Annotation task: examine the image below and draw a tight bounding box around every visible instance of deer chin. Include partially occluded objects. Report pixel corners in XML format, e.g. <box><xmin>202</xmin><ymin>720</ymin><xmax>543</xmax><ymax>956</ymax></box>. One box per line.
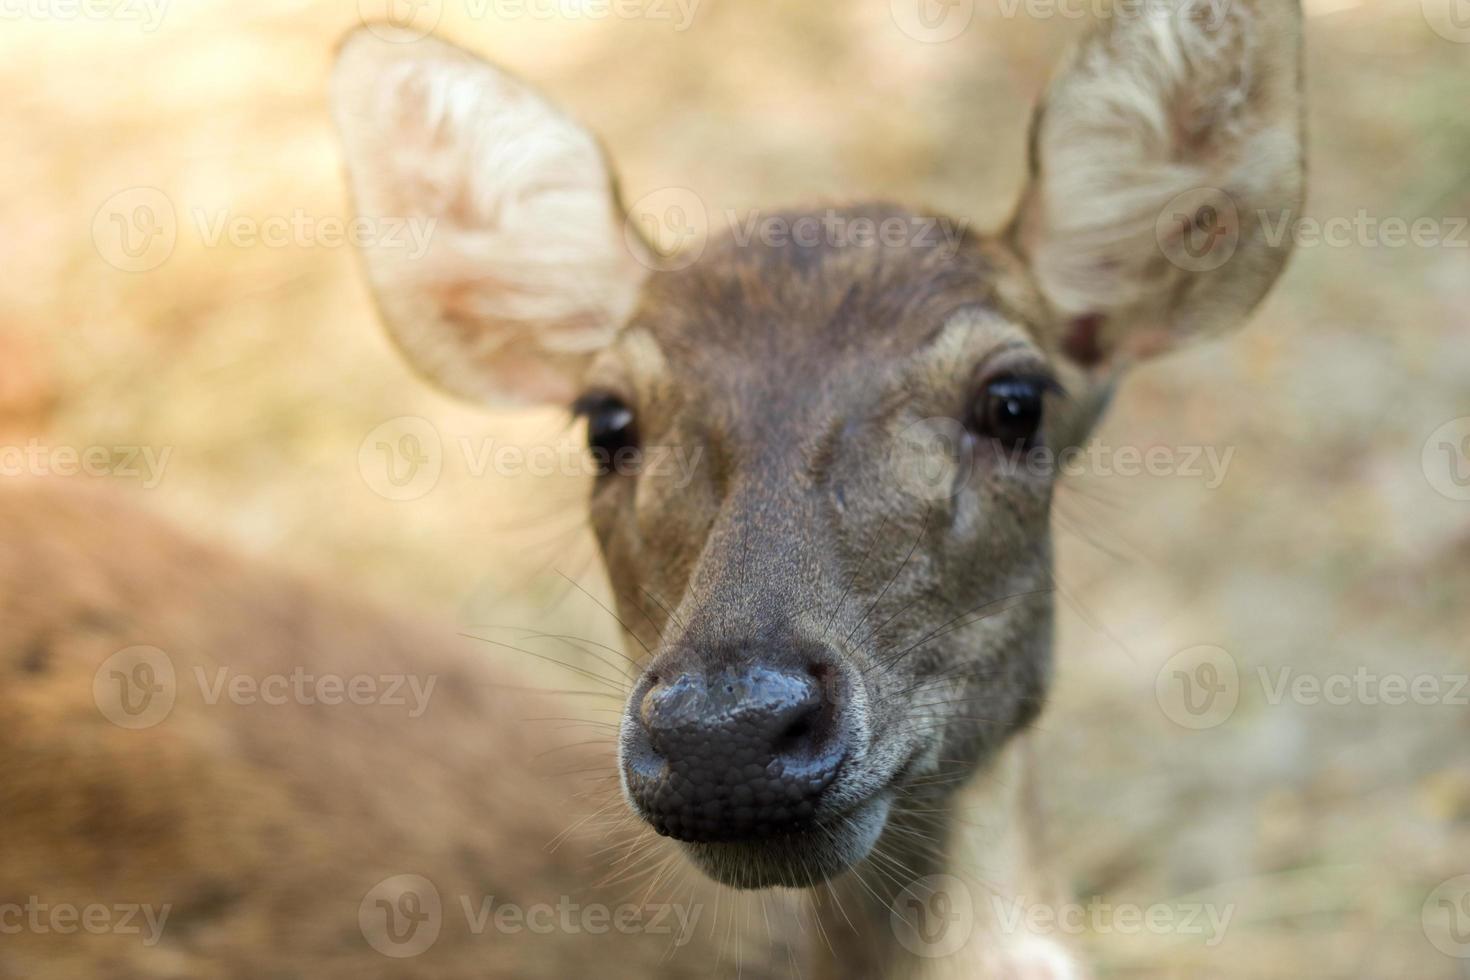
<box><xmin>677</xmin><ymin>793</ymin><xmax>891</xmax><ymax>890</ymax></box>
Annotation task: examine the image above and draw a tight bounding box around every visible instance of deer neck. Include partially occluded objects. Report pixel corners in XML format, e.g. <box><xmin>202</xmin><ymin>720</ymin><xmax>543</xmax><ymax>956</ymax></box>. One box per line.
<box><xmin>802</xmin><ymin>732</ymin><xmax>1080</xmax><ymax>980</ymax></box>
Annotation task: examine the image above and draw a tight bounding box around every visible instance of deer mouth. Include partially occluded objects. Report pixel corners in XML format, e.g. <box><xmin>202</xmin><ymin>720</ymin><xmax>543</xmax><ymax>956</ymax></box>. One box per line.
<box><xmin>676</xmin><ymin>791</ymin><xmax>893</xmax><ymax>890</ymax></box>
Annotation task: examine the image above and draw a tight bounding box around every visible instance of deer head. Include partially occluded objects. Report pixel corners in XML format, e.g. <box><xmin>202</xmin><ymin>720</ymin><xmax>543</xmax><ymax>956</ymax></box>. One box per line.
<box><xmin>332</xmin><ymin>0</ymin><xmax>1302</xmax><ymax>892</ymax></box>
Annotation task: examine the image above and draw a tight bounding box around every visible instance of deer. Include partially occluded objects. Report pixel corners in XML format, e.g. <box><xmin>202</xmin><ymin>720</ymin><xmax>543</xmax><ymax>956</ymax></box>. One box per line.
<box><xmin>0</xmin><ymin>2</ymin><xmax>1302</xmax><ymax>977</ymax></box>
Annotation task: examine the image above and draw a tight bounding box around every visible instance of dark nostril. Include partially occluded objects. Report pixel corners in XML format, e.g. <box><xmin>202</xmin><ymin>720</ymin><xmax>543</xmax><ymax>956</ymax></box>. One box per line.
<box><xmin>775</xmin><ymin>706</ymin><xmax>818</xmax><ymax>754</ymax></box>
<box><xmin>783</xmin><ymin>714</ymin><xmax>814</xmax><ymax>742</ymax></box>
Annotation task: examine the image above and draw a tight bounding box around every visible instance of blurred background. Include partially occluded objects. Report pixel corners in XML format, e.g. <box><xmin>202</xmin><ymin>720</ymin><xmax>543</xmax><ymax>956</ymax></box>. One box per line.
<box><xmin>2</xmin><ymin>0</ymin><xmax>1467</xmax><ymax>975</ymax></box>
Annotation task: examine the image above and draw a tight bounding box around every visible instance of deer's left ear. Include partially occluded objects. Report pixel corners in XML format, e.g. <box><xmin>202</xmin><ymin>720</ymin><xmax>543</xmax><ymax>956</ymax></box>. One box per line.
<box><xmin>1011</xmin><ymin>0</ymin><xmax>1305</xmax><ymax>373</ymax></box>
<box><xmin>331</xmin><ymin>26</ymin><xmax>649</xmax><ymax>407</ymax></box>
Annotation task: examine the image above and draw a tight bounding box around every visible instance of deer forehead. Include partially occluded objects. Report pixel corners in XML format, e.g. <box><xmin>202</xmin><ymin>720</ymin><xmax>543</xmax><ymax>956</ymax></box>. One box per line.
<box><xmin>593</xmin><ymin>211</ymin><xmax>1051</xmax><ymax>421</ymax></box>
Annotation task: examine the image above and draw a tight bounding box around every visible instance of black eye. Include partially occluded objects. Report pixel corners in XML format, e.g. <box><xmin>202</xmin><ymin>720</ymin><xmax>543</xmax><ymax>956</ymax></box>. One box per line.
<box><xmin>972</xmin><ymin>376</ymin><xmax>1048</xmax><ymax>447</ymax></box>
<box><xmin>574</xmin><ymin>393</ymin><xmax>640</xmax><ymax>476</ymax></box>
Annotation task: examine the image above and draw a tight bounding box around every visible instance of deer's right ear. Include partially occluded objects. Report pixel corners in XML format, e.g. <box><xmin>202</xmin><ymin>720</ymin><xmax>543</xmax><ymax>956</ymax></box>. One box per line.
<box><xmin>1011</xmin><ymin>0</ymin><xmax>1304</xmax><ymax>376</ymax></box>
<box><xmin>331</xmin><ymin>27</ymin><xmax>648</xmax><ymax>406</ymax></box>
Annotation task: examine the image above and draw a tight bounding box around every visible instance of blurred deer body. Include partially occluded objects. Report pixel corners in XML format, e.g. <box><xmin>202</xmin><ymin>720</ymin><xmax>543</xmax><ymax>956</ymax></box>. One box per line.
<box><xmin>0</xmin><ymin>481</ymin><xmax>716</xmax><ymax>978</ymax></box>
<box><xmin>2</xmin><ymin>2</ymin><xmax>1302</xmax><ymax>977</ymax></box>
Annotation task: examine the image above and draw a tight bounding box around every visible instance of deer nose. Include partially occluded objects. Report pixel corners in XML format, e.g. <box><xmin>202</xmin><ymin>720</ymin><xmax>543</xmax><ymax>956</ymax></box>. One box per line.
<box><xmin>621</xmin><ymin>658</ymin><xmax>848</xmax><ymax>843</ymax></box>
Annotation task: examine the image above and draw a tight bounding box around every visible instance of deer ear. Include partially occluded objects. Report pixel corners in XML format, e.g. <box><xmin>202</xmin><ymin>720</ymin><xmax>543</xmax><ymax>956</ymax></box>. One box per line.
<box><xmin>331</xmin><ymin>26</ymin><xmax>649</xmax><ymax>406</ymax></box>
<box><xmin>1011</xmin><ymin>0</ymin><xmax>1304</xmax><ymax>373</ymax></box>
